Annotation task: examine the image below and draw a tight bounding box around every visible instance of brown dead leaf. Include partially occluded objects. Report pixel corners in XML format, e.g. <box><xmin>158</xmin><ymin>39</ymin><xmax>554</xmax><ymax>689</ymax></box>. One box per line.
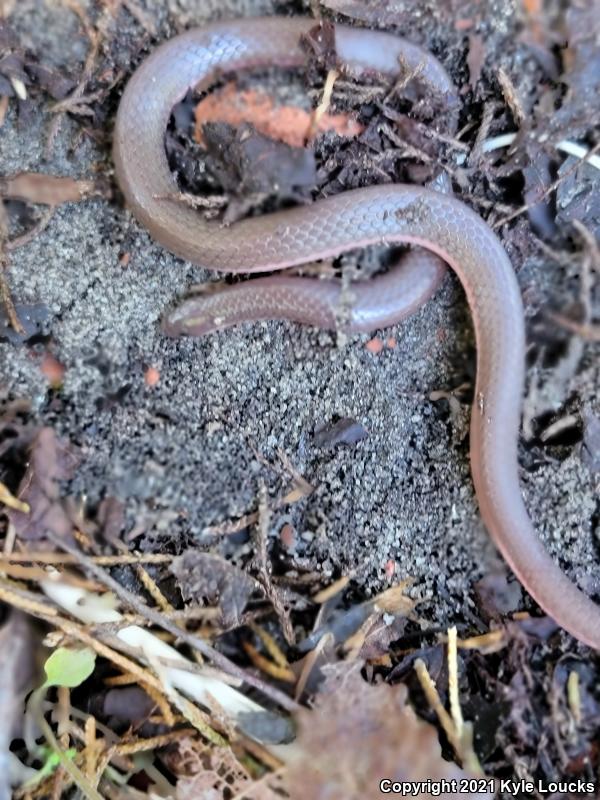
<box><xmin>95</xmin><ymin>496</ymin><xmax>125</xmax><ymax>545</ymax></box>
<box><xmin>7</xmin><ymin>427</ymin><xmax>78</xmax><ymax>540</ymax></box>
<box><xmin>288</xmin><ymin>664</ymin><xmax>493</xmax><ymax>799</ymax></box>
<box><xmin>343</xmin><ymin>609</ymin><xmax>407</xmax><ymax>662</ymax></box>
<box><xmin>164</xmin><ymin>736</ymin><xmax>285</xmax><ymax>800</ymax></box>
<box><xmin>201</xmin><ymin>121</ymin><xmax>317</xmax><ymax>224</ymax></box>
<box><xmin>0</xmin><ymin>172</ymin><xmax>97</xmax><ymax>205</ymax></box>
<box><xmin>170</xmin><ymin>550</ymin><xmax>256</xmax><ymax>628</ymax></box>
<box><xmin>301</xmin><ymin>20</ymin><xmax>338</xmax><ymax>71</ymax></box>
<box><xmin>467</xmin><ymin>33</ymin><xmax>486</xmax><ymax>91</ymax></box>
<box><xmin>26</xmin><ymin>62</ymin><xmax>76</xmax><ymax>101</ymax></box>
<box><xmin>374</xmin><ymin>581</ymin><xmax>416</xmax><ymax>616</ymax></box>
<box><xmin>474</xmin><ymin>572</ymin><xmax>522</xmax><ymax>618</ymax></box>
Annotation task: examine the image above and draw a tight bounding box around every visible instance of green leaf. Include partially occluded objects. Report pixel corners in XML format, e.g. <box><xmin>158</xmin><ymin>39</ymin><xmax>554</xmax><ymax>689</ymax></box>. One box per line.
<box><xmin>23</xmin><ymin>748</ymin><xmax>77</xmax><ymax>788</ymax></box>
<box><xmin>42</xmin><ymin>647</ymin><xmax>96</xmax><ymax>689</ymax></box>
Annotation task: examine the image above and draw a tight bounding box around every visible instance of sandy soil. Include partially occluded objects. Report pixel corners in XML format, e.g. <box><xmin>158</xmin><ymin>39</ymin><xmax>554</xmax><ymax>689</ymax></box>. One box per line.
<box><xmin>1</xmin><ymin>0</ymin><xmax>598</xmax><ymax>639</ymax></box>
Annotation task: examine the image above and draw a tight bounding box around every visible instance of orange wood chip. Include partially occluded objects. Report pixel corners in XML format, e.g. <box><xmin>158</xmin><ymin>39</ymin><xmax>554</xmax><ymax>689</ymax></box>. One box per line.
<box><xmin>194</xmin><ymin>83</ymin><xmax>363</xmax><ymax>149</ymax></box>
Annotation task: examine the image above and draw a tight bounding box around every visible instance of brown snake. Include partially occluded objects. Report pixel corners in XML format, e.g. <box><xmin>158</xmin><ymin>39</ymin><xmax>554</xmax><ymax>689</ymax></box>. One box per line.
<box><xmin>113</xmin><ymin>17</ymin><xmax>600</xmax><ymax>648</ymax></box>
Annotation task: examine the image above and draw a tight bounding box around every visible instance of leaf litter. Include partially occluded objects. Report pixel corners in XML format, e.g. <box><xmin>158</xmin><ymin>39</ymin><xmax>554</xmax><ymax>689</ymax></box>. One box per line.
<box><xmin>1</xmin><ymin>0</ymin><xmax>600</xmax><ymax>797</ymax></box>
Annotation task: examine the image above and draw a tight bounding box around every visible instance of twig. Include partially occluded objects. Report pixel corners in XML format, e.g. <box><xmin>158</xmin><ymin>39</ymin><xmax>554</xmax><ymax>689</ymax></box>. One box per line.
<box><xmin>46</xmin><ymin>0</ymin><xmax>101</xmax><ymax>156</ymax></box>
<box><xmin>414</xmin><ymin>658</ymin><xmax>460</xmax><ymax>752</ymax></box>
<box><xmin>294</xmin><ymin>632</ymin><xmax>332</xmax><ymax>701</ymax></box>
<box><xmin>573</xmin><ymin>219</ymin><xmax>599</xmax><ymax>320</ymax></box>
<box><xmin>0</xmin><ymin>579</ymin><xmax>60</xmax><ymax>618</ymax></box>
<box><xmin>133</xmin><ymin>559</ymin><xmax>174</xmax><ymax>613</ymax></box>
<box><xmin>253</xmin><ymin>484</ymin><xmax>295</xmax><ymax>645</ymax></box>
<box><xmin>242</xmin><ymin>640</ymin><xmax>295</xmax><ymax>683</ymax></box>
<box><xmin>547</xmin><ymin>313</ymin><xmax>600</xmax><ymax>342</ymax></box>
<box><xmin>2</xmin><ymin>521</ymin><xmax>17</xmax><ymax>556</ymax></box>
<box><xmin>4</xmin><ymin>207</ymin><xmax>56</xmax><ymax>252</ymax></box>
<box><xmin>493</xmin><ymin>140</ymin><xmax>600</xmax><ymax>228</ymax></box>
<box><xmin>45</xmin><ymin>531</ymin><xmax>300</xmax><ymax>713</ymax></box>
<box><xmin>0</xmin><ymin>482</ymin><xmax>30</xmax><ymax>513</ymax></box>
<box><xmin>153</xmin><ymin>192</ymin><xmax>228</xmax><ymax>211</ymax></box>
<box><xmin>0</xmin><ymin>581</ymin><xmax>167</xmax><ymax>697</ymax></box>
<box><xmin>567</xmin><ymin>671</ymin><xmax>581</xmax><ymax>725</ymax></box>
<box><xmin>203</xmin><ymin>509</ymin><xmax>262</xmax><ymax>536</ymax></box>
<box><xmin>385</xmin><ymin>55</ymin><xmax>425</xmax><ymax>102</ymax></box>
<box><xmin>447</xmin><ymin>626</ymin><xmax>463</xmax><ymax>736</ymax></box>
<box><xmin>496</xmin><ymin>67</ymin><xmax>525</xmax><ymax>126</ymax></box>
<box><xmin>469</xmin><ymin>101</ymin><xmax>497</xmax><ymax>167</ymax></box>
<box><xmin>1</xmin><ymin>578</ymin><xmax>227</xmax><ymax>747</ymax></box>
<box><xmin>203</xmin><ymin>477</ymin><xmax>311</xmax><ymax>536</ymax></box>
<box><xmin>306</xmin><ymin>68</ymin><xmax>339</xmax><ymax>143</ymax></box>
<box><xmin>0</xmin><ymin>560</ymin><xmax>101</xmax><ymax>587</ymax></box>
<box><xmin>312</xmin><ymin>575</ymin><xmax>351</xmax><ymax>604</ymax></box>
<box><xmin>381</xmin><ymin>107</ymin><xmax>470</xmax><ymax>152</ymax></box>
<box><xmin>544</xmin><ymin>219</ymin><xmax>599</xmax><ymax>341</ymax></box>
<box><xmin>249</xmin><ymin>622</ymin><xmax>291</xmax><ymax>671</ymax></box>
<box><xmin>0</xmin><ymin>243</ymin><xmax>24</xmax><ymax>333</ymax></box>
<box><xmin>414</xmin><ymin>655</ymin><xmax>483</xmax><ymax>775</ymax></box>
<box><xmin>2</xmin><ymin>551</ymin><xmax>175</xmax><ymax>566</ymax></box>
<box><xmin>122</xmin><ymin>0</ymin><xmax>157</xmax><ymax>35</ymax></box>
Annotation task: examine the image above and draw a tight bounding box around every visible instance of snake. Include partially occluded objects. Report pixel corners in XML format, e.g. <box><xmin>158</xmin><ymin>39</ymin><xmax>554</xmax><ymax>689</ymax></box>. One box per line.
<box><xmin>113</xmin><ymin>17</ymin><xmax>600</xmax><ymax>649</ymax></box>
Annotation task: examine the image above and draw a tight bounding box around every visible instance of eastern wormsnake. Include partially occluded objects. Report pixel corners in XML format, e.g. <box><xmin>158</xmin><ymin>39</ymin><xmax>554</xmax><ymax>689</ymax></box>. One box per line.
<box><xmin>113</xmin><ymin>17</ymin><xmax>600</xmax><ymax>648</ymax></box>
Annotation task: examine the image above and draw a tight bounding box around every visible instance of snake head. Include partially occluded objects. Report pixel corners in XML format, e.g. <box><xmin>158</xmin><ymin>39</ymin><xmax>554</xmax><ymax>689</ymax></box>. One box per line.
<box><xmin>162</xmin><ymin>298</ymin><xmax>227</xmax><ymax>337</ymax></box>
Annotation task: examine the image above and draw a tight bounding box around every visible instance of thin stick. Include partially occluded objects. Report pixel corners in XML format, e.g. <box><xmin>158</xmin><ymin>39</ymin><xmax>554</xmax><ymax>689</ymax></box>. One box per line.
<box><xmin>447</xmin><ymin>626</ymin><xmax>464</xmax><ymax>736</ymax></box>
<box><xmin>46</xmin><ymin>532</ymin><xmax>300</xmax><ymax>713</ymax></box>
<box><xmin>494</xmin><ymin>140</ymin><xmax>600</xmax><ymax>228</ymax></box>
<box><xmin>414</xmin><ymin>658</ymin><xmax>461</xmax><ymax>753</ymax></box>
<box><xmin>2</xmin><ymin>551</ymin><xmax>175</xmax><ymax>565</ymax></box>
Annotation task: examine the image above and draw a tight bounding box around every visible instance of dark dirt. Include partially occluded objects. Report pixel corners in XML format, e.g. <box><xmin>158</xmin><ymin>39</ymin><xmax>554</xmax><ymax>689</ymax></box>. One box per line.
<box><xmin>1</xmin><ymin>0</ymin><xmax>599</xmax><ymax>637</ymax></box>
<box><xmin>1</xmin><ymin>0</ymin><xmax>600</xmax><ymax>792</ymax></box>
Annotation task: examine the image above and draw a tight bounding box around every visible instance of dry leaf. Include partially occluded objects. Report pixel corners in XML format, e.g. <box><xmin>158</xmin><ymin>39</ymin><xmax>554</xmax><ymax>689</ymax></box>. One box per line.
<box><xmin>466</xmin><ymin>33</ymin><xmax>486</xmax><ymax>90</ymax></box>
<box><xmin>288</xmin><ymin>664</ymin><xmax>494</xmax><ymax>799</ymax></box>
<box><xmin>0</xmin><ymin>172</ymin><xmax>97</xmax><ymax>205</ymax></box>
<box><xmin>164</xmin><ymin>736</ymin><xmax>286</xmax><ymax>800</ymax></box>
<box><xmin>7</xmin><ymin>427</ymin><xmax>78</xmax><ymax>540</ymax></box>
<box><xmin>171</xmin><ymin>550</ymin><xmax>256</xmax><ymax>627</ymax></box>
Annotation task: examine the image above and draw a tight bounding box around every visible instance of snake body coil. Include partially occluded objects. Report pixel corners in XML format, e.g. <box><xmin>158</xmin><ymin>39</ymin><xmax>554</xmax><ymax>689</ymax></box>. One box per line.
<box><xmin>114</xmin><ymin>17</ymin><xmax>600</xmax><ymax>648</ymax></box>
